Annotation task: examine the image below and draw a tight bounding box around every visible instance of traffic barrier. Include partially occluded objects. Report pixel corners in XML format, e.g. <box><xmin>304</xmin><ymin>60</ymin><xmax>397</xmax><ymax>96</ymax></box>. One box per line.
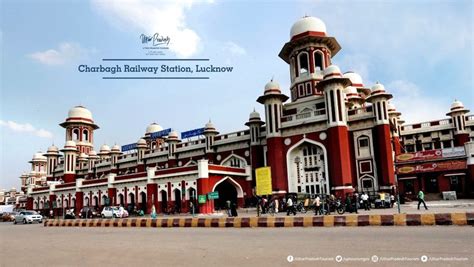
<box><xmin>44</xmin><ymin>212</ymin><xmax>474</xmax><ymax>228</ymax></box>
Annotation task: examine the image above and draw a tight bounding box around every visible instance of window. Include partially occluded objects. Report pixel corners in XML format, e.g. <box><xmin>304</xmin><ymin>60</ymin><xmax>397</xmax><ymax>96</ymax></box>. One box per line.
<box><xmin>423</xmin><ymin>143</ymin><xmax>432</xmax><ymax>150</ymax></box>
<box><xmin>362</xmin><ymin>179</ymin><xmax>373</xmax><ymax>189</ymax></box>
<box><xmin>83</xmin><ymin>129</ymin><xmax>89</xmax><ymax>141</ymax></box>
<box><xmin>358</xmin><ymin>137</ymin><xmax>369</xmax><ymax>148</ymax></box>
<box><xmin>305</xmin><ymin>83</ymin><xmax>312</xmax><ymax>95</ymax></box>
<box><xmin>72</xmin><ymin>129</ymin><xmax>80</xmax><ymax>141</ymax></box>
<box><xmin>422</xmin><ymin>132</ymin><xmax>431</xmax><ymax>138</ymax></box>
<box><xmin>314</xmin><ymin>51</ymin><xmax>324</xmax><ymax>71</ymax></box>
<box><xmin>441</xmin><ymin>130</ymin><xmax>450</xmax><ymax>135</ymax></box>
<box><xmin>298</xmin><ymin>52</ymin><xmax>309</xmax><ymax>74</ymax></box>
<box><xmin>442</xmin><ymin>140</ymin><xmax>452</xmax><ymax>148</ymax></box>
<box><xmin>298</xmin><ymin>84</ymin><xmax>304</xmax><ymax>97</ymax></box>
<box><xmin>359</xmin><ymin>161</ymin><xmax>372</xmax><ymax>173</ymax></box>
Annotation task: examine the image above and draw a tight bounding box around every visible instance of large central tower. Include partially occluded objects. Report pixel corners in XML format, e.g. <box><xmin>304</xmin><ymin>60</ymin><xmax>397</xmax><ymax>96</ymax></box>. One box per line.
<box><xmin>279</xmin><ymin>16</ymin><xmax>342</xmax><ymax>102</ymax></box>
<box><xmin>59</xmin><ymin>106</ymin><xmax>99</xmax><ymax>154</ymax></box>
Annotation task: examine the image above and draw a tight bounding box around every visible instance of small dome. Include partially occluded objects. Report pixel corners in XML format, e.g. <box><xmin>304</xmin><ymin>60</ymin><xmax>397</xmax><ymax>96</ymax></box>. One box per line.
<box><xmin>47</xmin><ymin>145</ymin><xmax>59</xmax><ymax>153</ymax></box>
<box><xmin>344</xmin><ymin>86</ymin><xmax>359</xmax><ymax>97</ymax></box>
<box><xmin>88</xmin><ymin>150</ymin><xmax>97</xmax><ymax>156</ymax></box>
<box><xmin>146</xmin><ymin>123</ymin><xmax>163</xmax><ymax>134</ymax></box>
<box><xmin>323</xmin><ymin>65</ymin><xmax>342</xmax><ymax>79</ymax></box>
<box><xmin>387</xmin><ymin>103</ymin><xmax>396</xmax><ymax>111</ymax></box>
<box><xmin>205</xmin><ymin>121</ymin><xmax>216</xmax><ymax>130</ymax></box>
<box><xmin>168</xmin><ymin>131</ymin><xmax>179</xmax><ymax>138</ymax></box>
<box><xmin>67</xmin><ymin>106</ymin><xmax>93</xmax><ymax>121</ymax></box>
<box><xmin>137</xmin><ymin>138</ymin><xmax>147</xmax><ymax>145</ymax></box>
<box><xmin>371</xmin><ymin>82</ymin><xmax>386</xmax><ymax>92</ymax></box>
<box><xmin>264</xmin><ymin>80</ymin><xmax>281</xmax><ymax>94</ymax></box>
<box><xmin>451</xmin><ymin>100</ymin><xmax>464</xmax><ymax>110</ymax></box>
<box><xmin>343</xmin><ymin>72</ymin><xmax>364</xmax><ymax>87</ymax></box>
<box><xmin>79</xmin><ymin>152</ymin><xmax>88</xmax><ymax>158</ymax></box>
<box><xmin>249</xmin><ymin>109</ymin><xmax>261</xmax><ymax>120</ymax></box>
<box><xmin>32</xmin><ymin>152</ymin><xmax>47</xmax><ymax>161</ymax></box>
<box><xmin>111</xmin><ymin>144</ymin><xmax>121</xmax><ymax>152</ymax></box>
<box><xmin>290</xmin><ymin>16</ymin><xmax>327</xmax><ymax>39</ymax></box>
<box><xmin>100</xmin><ymin>144</ymin><xmax>111</xmax><ymax>152</ymax></box>
<box><xmin>65</xmin><ymin>140</ymin><xmax>76</xmax><ymax>148</ymax></box>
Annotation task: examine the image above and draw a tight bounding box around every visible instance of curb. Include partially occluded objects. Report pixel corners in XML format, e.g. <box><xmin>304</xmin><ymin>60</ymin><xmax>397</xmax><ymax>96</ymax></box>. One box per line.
<box><xmin>44</xmin><ymin>212</ymin><xmax>474</xmax><ymax>228</ymax></box>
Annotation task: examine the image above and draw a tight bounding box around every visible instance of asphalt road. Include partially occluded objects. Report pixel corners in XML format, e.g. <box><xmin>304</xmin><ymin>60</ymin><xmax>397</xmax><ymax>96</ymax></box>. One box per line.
<box><xmin>0</xmin><ymin>222</ymin><xmax>473</xmax><ymax>267</ymax></box>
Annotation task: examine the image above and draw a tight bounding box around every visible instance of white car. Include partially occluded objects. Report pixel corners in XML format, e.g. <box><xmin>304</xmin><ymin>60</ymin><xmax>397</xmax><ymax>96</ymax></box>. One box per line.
<box><xmin>101</xmin><ymin>207</ymin><xmax>120</xmax><ymax>218</ymax></box>
<box><xmin>14</xmin><ymin>210</ymin><xmax>43</xmax><ymax>224</ymax></box>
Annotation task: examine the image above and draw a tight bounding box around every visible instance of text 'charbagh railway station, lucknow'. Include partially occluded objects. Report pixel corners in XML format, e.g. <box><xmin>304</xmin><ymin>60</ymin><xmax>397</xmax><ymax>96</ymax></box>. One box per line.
<box><xmin>18</xmin><ymin>16</ymin><xmax>474</xmax><ymax>215</ymax></box>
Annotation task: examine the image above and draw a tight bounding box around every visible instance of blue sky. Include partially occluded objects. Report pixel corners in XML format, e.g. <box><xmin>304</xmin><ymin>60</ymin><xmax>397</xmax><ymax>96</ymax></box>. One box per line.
<box><xmin>1</xmin><ymin>0</ymin><xmax>473</xmax><ymax>190</ymax></box>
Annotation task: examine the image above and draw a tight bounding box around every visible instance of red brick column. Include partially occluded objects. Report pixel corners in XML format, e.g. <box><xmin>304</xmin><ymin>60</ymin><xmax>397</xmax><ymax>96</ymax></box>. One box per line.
<box><xmin>107</xmin><ymin>188</ymin><xmax>117</xmax><ymax>206</ymax></box>
<box><xmin>75</xmin><ymin>192</ymin><xmax>83</xmax><ymax>215</ymax></box>
<box><xmin>146</xmin><ymin>183</ymin><xmax>157</xmax><ymax>214</ymax></box>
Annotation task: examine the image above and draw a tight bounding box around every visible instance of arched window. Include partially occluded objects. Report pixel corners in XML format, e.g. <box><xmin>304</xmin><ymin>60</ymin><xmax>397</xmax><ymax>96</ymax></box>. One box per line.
<box><xmin>298</xmin><ymin>52</ymin><xmax>309</xmax><ymax>74</ymax></box>
<box><xmin>72</xmin><ymin>128</ymin><xmax>80</xmax><ymax>141</ymax></box>
<box><xmin>314</xmin><ymin>51</ymin><xmax>324</xmax><ymax>71</ymax></box>
<box><xmin>83</xmin><ymin>129</ymin><xmax>89</xmax><ymax>142</ymax></box>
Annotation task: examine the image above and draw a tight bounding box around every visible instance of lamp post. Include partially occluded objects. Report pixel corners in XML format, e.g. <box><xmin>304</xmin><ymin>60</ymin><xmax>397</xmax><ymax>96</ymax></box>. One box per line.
<box><xmin>395</xmin><ymin>173</ymin><xmax>401</xmax><ymax>214</ymax></box>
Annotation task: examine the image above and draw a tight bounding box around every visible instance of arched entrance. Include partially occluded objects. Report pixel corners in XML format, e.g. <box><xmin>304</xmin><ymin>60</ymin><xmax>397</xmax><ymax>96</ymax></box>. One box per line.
<box><xmin>128</xmin><ymin>192</ymin><xmax>135</xmax><ymax>212</ymax></box>
<box><xmin>287</xmin><ymin>139</ymin><xmax>329</xmax><ymax>195</ymax></box>
<box><xmin>93</xmin><ymin>196</ymin><xmax>99</xmax><ymax>208</ymax></box>
<box><xmin>101</xmin><ymin>195</ymin><xmax>108</xmax><ymax>206</ymax></box>
<box><xmin>160</xmin><ymin>190</ymin><xmax>167</xmax><ymax>213</ymax></box>
<box><xmin>118</xmin><ymin>194</ymin><xmax>124</xmax><ymax>206</ymax></box>
<box><xmin>213</xmin><ymin>177</ymin><xmax>243</xmax><ymax>210</ymax></box>
<box><xmin>174</xmin><ymin>189</ymin><xmax>181</xmax><ymax>213</ymax></box>
<box><xmin>139</xmin><ymin>192</ymin><xmax>146</xmax><ymax>212</ymax></box>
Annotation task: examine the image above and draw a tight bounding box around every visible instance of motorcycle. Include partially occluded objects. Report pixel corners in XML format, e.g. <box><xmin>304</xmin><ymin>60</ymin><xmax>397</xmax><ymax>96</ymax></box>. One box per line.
<box><xmin>295</xmin><ymin>201</ymin><xmax>307</xmax><ymax>213</ymax></box>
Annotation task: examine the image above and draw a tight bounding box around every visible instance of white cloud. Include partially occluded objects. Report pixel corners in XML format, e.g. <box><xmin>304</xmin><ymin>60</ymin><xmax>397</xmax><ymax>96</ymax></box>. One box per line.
<box><xmin>28</xmin><ymin>42</ymin><xmax>90</xmax><ymax>65</ymax></box>
<box><xmin>387</xmin><ymin>80</ymin><xmax>450</xmax><ymax>124</ymax></box>
<box><xmin>0</xmin><ymin>120</ymin><xmax>53</xmax><ymax>139</ymax></box>
<box><xmin>223</xmin><ymin>41</ymin><xmax>246</xmax><ymax>56</ymax></box>
<box><xmin>91</xmin><ymin>0</ymin><xmax>212</xmax><ymax>58</ymax></box>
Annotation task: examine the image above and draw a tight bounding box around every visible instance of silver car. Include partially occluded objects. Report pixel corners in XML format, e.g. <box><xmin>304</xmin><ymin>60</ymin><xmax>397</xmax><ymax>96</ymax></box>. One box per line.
<box><xmin>14</xmin><ymin>211</ymin><xmax>43</xmax><ymax>224</ymax></box>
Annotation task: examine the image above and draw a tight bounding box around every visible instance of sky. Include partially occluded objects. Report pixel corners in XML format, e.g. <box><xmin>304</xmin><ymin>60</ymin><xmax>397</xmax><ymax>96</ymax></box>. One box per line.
<box><xmin>0</xmin><ymin>0</ymin><xmax>473</xmax><ymax>190</ymax></box>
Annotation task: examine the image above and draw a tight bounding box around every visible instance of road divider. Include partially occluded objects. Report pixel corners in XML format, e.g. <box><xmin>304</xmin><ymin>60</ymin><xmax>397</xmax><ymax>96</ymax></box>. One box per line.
<box><xmin>44</xmin><ymin>212</ymin><xmax>473</xmax><ymax>228</ymax></box>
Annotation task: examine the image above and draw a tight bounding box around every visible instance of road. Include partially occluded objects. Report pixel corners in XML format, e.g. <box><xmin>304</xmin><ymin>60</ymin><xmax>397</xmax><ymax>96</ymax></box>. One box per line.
<box><xmin>0</xmin><ymin>222</ymin><xmax>473</xmax><ymax>267</ymax></box>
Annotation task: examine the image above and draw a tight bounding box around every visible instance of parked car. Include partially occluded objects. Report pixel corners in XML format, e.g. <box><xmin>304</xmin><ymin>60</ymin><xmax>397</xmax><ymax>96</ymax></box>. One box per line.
<box><xmin>2</xmin><ymin>212</ymin><xmax>18</xmax><ymax>222</ymax></box>
<box><xmin>64</xmin><ymin>209</ymin><xmax>75</xmax><ymax>219</ymax></box>
<box><xmin>14</xmin><ymin>210</ymin><xmax>43</xmax><ymax>224</ymax></box>
<box><xmin>79</xmin><ymin>207</ymin><xmax>99</xmax><ymax>218</ymax></box>
<box><xmin>101</xmin><ymin>206</ymin><xmax>120</xmax><ymax>218</ymax></box>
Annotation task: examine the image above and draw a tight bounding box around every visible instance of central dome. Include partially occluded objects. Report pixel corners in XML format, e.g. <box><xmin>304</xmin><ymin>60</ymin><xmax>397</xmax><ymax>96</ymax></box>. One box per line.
<box><xmin>290</xmin><ymin>16</ymin><xmax>327</xmax><ymax>38</ymax></box>
<box><xmin>146</xmin><ymin>123</ymin><xmax>163</xmax><ymax>134</ymax></box>
<box><xmin>67</xmin><ymin>106</ymin><xmax>93</xmax><ymax>121</ymax></box>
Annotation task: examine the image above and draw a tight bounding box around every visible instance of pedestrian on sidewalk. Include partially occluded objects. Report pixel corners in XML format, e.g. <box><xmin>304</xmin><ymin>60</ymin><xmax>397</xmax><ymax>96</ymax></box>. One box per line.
<box><xmin>230</xmin><ymin>201</ymin><xmax>238</xmax><ymax>217</ymax></box>
<box><xmin>361</xmin><ymin>192</ymin><xmax>370</xmax><ymax>211</ymax></box>
<box><xmin>286</xmin><ymin>196</ymin><xmax>296</xmax><ymax>216</ymax></box>
<box><xmin>313</xmin><ymin>195</ymin><xmax>321</xmax><ymax>215</ymax></box>
<box><xmin>417</xmin><ymin>190</ymin><xmax>428</xmax><ymax>210</ymax></box>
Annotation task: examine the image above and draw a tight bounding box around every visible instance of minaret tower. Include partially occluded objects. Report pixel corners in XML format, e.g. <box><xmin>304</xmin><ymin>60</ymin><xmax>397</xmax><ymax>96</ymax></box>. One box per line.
<box><xmin>387</xmin><ymin>103</ymin><xmax>403</xmax><ymax>156</ymax></box>
<box><xmin>60</xmin><ymin>106</ymin><xmax>99</xmax><ymax>154</ymax></box>
<box><xmin>365</xmin><ymin>83</ymin><xmax>396</xmax><ymax>191</ymax></box>
<box><xmin>44</xmin><ymin>145</ymin><xmax>60</xmax><ymax>182</ymax></box>
<box><xmin>203</xmin><ymin>121</ymin><xmax>218</xmax><ymax>163</ymax></box>
<box><xmin>316</xmin><ymin>65</ymin><xmax>354</xmax><ymax>195</ymax></box>
<box><xmin>447</xmin><ymin>100</ymin><xmax>470</xmax><ymax>146</ymax></box>
<box><xmin>245</xmin><ymin>109</ymin><xmax>265</xmax><ymax>171</ymax></box>
<box><xmin>61</xmin><ymin>141</ymin><xmax>77</xmax><ymax>183</ymax></box>
<box><xmin>279</xmin><ymin>16</ymin><xmax>342</xmax><ymax>102</ymax></box>
<box><xmin>257</xmin><ymin>80</ymin><xmax>289</xmax><ymax>193</ymax></box>
<box><xmin>166</xmin><ymin>131</ymin><xmax>180</xmax><ymax>168</ymax></box>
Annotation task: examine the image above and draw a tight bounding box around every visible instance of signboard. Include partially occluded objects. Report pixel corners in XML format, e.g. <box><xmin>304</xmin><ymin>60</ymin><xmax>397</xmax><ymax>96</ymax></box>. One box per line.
<box><xmin>256</xmin><ymin>167</ymin><xmax>272</xmax><ymax>196</ymax></box>
<box><xmin>397</xmin><ymin>160</ymin><xmax>467</xmax><ymax>174</ymax></box>
<box><xmin>396</xmin><ymin>147</ymin><xmax>466</xmax><ymax>163</ymax></box>
<box><xmin>181</xmin><ymin>128</ymin><xmax>205</xmax><ymax>139</ymax></box>
<box><xmin>121</xmin><ymin>143</ymin><xmax>137</xmax><ymax>152</ymax></box>
<box><xmin>198</xmin><ymin>195</ymin><xmax>207</xmax><ymax>204</ymax></box>
<box><xmin>207</xmin><ymin>191</ymin><xmax>219</xmax><ymax>200</ymax></box>
<box><xmin>150</xmin><ymin>128</ymin><xmax>172</xmax><ymax>139</ymax></box>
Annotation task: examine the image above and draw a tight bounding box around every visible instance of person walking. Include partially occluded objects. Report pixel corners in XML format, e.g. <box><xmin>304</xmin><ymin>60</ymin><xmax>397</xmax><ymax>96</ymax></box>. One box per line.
<box><xmin>313</xmin><ymin>195</ymin><xmax>321</xmax><ymax>215</ymax></box>
<box><xmin>417</xmin><ymin>189</ymin><xmax>428</xmax><ymax>210</ymax></box>
<box><xmin>230</xmin><ymin>201</ymin><xmax>238</xmax><ymax>217</ymax></box>
<box><xmin>352</xmin><ymin>193</ymin><xmax>359</xmax><ymax>214</ymax></box>
<box><xmin>286</xmin><ymin>196</ymin><xmax>296</xmax><ymax>216</ymax></box>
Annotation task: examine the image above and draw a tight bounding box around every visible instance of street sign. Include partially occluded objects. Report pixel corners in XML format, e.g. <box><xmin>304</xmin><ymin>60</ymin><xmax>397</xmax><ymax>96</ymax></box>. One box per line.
<box><xmin>150</xmin><ymin>128</ymin><xmax>172</xmax><ymax>139</ymax></box>
<box><xmin>198</xmin><ymin>195</ymin><xmax>207</xmax><ymax>204</ymax></box>
<box><xmin>181</xmin><ymin>128</ymin><xmax>205</xmax><ymax>139</ymax></box>
<box><xmin>207</xmin><ymin>191</ymin><xmax>219</xmax><ymax>200</ymax></box>
<box><xmin>121</xmin><ymin>143</ymin><xmax>137</xmax><ymax>152</ymax></box>
<box><xmin>256</xmin><ymin>167</ymin><xmax>272</xmax><ymax>196</ymax></box>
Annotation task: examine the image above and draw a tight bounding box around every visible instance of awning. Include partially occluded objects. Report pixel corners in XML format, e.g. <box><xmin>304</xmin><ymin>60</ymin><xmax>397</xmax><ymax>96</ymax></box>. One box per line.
<box><xmin>398</xmin><ymin>176</ymin><xmax>417</xmax><ymax>180</ymax></box>
<box><xmin>444</xmin><ymin>173</ymin><xmax>466</xmax><ymax>177</ymax></box>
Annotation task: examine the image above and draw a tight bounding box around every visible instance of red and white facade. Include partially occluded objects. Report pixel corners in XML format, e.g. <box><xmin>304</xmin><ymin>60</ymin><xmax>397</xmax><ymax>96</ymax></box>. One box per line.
<box><xmin>20</xmin><ymin>16</ymin><xmax>474</xmax><ymax>214</ymax></box>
